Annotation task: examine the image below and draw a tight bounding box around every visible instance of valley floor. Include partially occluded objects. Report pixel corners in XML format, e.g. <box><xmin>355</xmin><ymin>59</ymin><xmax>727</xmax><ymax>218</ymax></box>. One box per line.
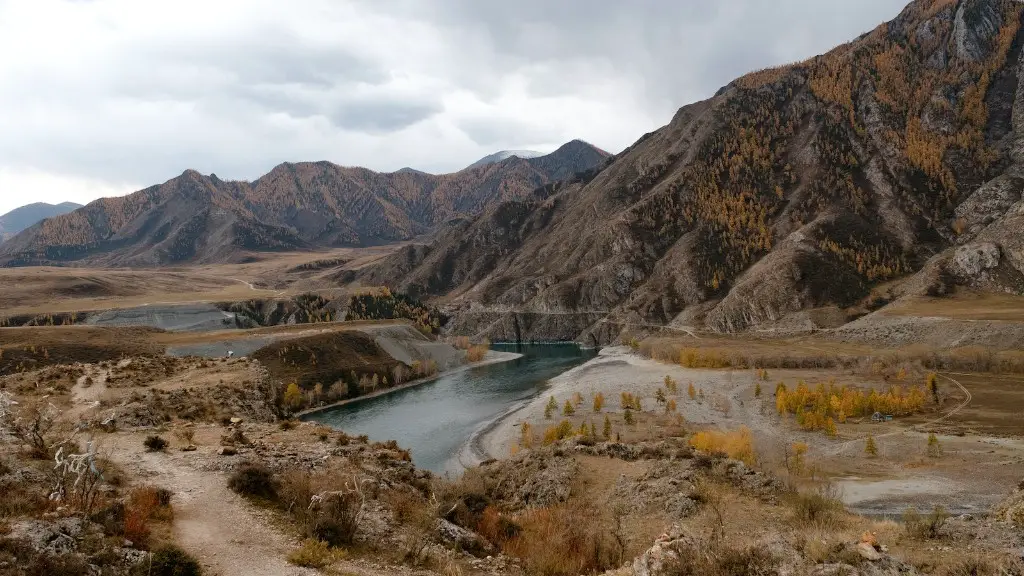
<box><xmin>480</xmin><ymin>346</ymin><xmax>1024</xmax><ymax>517</ymax></box>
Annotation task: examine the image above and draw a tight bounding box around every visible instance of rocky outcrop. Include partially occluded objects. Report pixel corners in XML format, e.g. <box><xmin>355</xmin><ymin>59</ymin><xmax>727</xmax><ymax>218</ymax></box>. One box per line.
<box><xmin>950</xmin><ymin>242</ymin><xmax>1002</xmax><ymax>277</ymax></box>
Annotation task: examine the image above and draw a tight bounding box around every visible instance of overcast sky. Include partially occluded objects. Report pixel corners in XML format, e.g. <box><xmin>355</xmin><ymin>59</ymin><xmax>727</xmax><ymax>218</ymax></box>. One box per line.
<box><xmin>0</xmin><ymin>0</ymin><xmax>906</xmax><ymax>216</ymax></box>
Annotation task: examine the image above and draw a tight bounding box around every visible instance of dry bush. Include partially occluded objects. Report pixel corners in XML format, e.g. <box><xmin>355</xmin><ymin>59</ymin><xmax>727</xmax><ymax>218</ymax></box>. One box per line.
<box><xmin>903</xmin><ymin>506</ymin><xmax>949</xmax><ymax>539</ymax></box>
<box><xmin>228</xmin><ymin>462</ymin><xmax>278</xmax><ymax>500</ymax></box>
<box><xmin>274</xmin><ymin>467</ymin><xmax>371</xmax><ymax>547</ymax></box>
<box><xmin>664</xmin><ymin>542</ymin><xmax>779</xmax><ymax>576</ymax></box>
<box><xmin>149</xmin><ymin>544</ymin><xmax>203</xmax><ymax>576</ymax></box>
<box><xmin>790</xmin><ymin>483</ymin><xmax>845</xmax><ymax>529</ymax></box>
<box><xmin>689</xmin><ymin>427</ymin><xmax>755</xmax><ymax>465</ymax></box>
<box><xmin>500</xmin><ymin>501</ymin><xmax>623</xmax><ymax>576</ymax></box>
<box><xmin>288</xmin><ymin>538</ymin><xmax>346</xmax><ymax>568</ymax></box>
<box><xmin>124</xmin><ymin>486</ymin><xmax>173</xmax><ymax>548</ymax></box>
<box><xmin>466</xmin><ymin>345</ymin><xmax>489</xmax><ymax>362</ymax></box>
<box><xmin>143</xmin><ymin>435</ymin><xmax>168</xmax><ymax>452</ymax></box>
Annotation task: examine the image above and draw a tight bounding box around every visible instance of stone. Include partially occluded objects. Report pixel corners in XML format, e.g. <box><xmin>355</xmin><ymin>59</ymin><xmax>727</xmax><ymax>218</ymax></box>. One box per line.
<box><xmin>857</xmin><ymin>541</ymin><xmax>882</xmax><ymax>561</ymax></box>
<box><xmin>950</xmin><ymin>242</ymin><xmax>1001</xmax><ymax>277</ymax></box>
<box><xmin>218</xmin><ymin>446</ymin><xmax>238</xmax><ymax>456</ymax></box>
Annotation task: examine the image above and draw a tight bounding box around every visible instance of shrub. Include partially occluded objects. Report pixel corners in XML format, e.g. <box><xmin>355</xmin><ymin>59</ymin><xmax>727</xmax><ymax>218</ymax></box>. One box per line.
<box><xmin>903</xmin><ymin>506</ymin><xmax>949</xmax><ymax>539</ymax></box>
<box><xmin>689</xmin><ymin>427</ymin><xmax>755</xmax><ymax>465</ymax></box>
<box><xmin>543</xmin><ymin>420</ymin><xmax>576</xmax><ymax>445</ymax></box>
<box><xmin>466</xmin><ymin>345</ymin><xmax>488</xmax><ymax>363</ymax></box>
<box><xmin>228</xmin><ymin>463</ymin><xmax>278</xmax><ymax>500</ymax></box>
<box><xmin>124</xmin><ymin>486</ymin><xmax>173</xmax><ymax>548</ymax></box>
<box><xmin>500</xmin><ymin>502</ymin><xmax>623</xmax><ymax>576</ymax></box>
<box><xmin>927</xmin><ymin>433</ymin><xmax>943</xmax><ymax>458</ymax></box>
<box><xmin>544</xmin><ymin>396</ymin><xmax>557</xmax><ymax>419</ymax></box>
<box><xmin>143</xmin><ymin>435</ymin><xmax>168</xmax><ymax>452</ymax></box>
<box><xmin>310</xmin><ymin>492</ymin><xmax>363</xmax><ymax>546</ymax></box>
<box><xmin>790</xmin><ymin>484</ymin><xmax>845</xmax><ymax>528</ymax></box>
<box><xmin>665</xmin><ymin>543</ymin><xmax>778</xmax><ymax>575</ymax></box>
<box><xmin>149</xmin><ymin>544</ymin><xmax>203</xmax><ymax>576</ymax></box>
<box><xmin>287</xmin><ymin>539</ymin><xmax>345</xmax><ymax>568</ymax></box>
<box><xmin>279</xmin><ymin>419</ymin><xmax>298</xmax><ymax>431</ymax></box>
<box><xmin>865</xmin><ymin>435</ymin><xmax>878</xmax><ymax>457</ymax></box>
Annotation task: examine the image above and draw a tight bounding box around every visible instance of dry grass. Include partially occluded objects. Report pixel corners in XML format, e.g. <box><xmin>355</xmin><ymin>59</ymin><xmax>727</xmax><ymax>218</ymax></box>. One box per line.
<box><xmin>500</xmin><ymin>501</ymin><xmax>624</xmax><ymax>576</ymax></box>
<box><xmin>287</xmin><ymin>538</ymin><xmax>347</xmax><ymax>568</ymax></box>
<box><xmin>689</xmin><ymin>427</ymin><xmax>755</xmax><ymax>465</ymax></box>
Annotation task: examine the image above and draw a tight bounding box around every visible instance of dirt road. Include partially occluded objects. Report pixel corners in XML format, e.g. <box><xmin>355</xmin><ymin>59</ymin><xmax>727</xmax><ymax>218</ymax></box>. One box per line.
<box><xmin>106</xmin><ymin>434</ymin><xmax>316</xmax><ymax>576</ymax></box>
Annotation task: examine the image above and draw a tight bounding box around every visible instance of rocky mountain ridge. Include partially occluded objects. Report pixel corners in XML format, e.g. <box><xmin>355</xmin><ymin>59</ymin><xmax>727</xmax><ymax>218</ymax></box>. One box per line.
<box><xmin>0</xmin><ymin>141</ymin><xmax>609</xmax><ymax>267</ymax></box>
<box><xmin>358</xmin><ymin>0</ymin><xmax>1024</xmax><ymax>344</ymax></box>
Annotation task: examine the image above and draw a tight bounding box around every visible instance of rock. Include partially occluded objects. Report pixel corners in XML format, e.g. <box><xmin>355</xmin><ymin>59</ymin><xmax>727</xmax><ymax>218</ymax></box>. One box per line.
<box><xmin>857</xmin><ymin>541</ymin><xmax>883</xmax><ymax>561</ymax></box>
<box><xmin>230</xmin><ymin>417</ymin><xmax>243</xmax><ymax>424</ymax></box>
<box><xmin>950</xmin><ymin>242</ymin><xmax>1001</xmax><ymax>277</ymax></box>
<box><xmin>8</xmin><ymin>517</ymin><xmax>87</xmax><ymax>555</ymax></box>
<box><xmin>218</xmin><ymin>446</ymin><xmax>238</xmax><ymax>456</ymax></box>
<box><xmin>631</xmin><ymin>526</ymin><xmax>695</xmax><ymax>576</ymax></box>
<box><xmin>435</xmin><ymin>519</ymin><xmax>494</xmax><ymax>557</ymax></box>
<box><xmin>181</xmin><ymin>445</ymin><xmax>198</xmax><ymax>452</ymax></box>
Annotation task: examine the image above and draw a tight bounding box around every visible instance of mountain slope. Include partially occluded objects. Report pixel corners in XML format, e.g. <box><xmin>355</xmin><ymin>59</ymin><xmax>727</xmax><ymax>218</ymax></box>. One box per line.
<box><xmin>360</xmin><ymin>0</ymin><xmax>1024</xmax><ymax>343</ymax></box>
<box><xmin>0</xmin><ymin>141</ymin><xmax>609</xmax><ymax>266</ymax></box>
<box><xmin>0</xmin><ymin>202</ymin><xmax>82</xmax><ymax>242</ymax></box>
<box><xmin>466</xmin><ymin>150</ymin><xmax>546</xmax><ymax>170</ymax></box>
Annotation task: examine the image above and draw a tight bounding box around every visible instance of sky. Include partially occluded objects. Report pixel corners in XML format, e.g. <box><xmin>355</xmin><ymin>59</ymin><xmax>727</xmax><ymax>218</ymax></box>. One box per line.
<box><xmin>0</xmin><ymin>0</ymin><xmax>907</xmax><ymax>216</ymax></box>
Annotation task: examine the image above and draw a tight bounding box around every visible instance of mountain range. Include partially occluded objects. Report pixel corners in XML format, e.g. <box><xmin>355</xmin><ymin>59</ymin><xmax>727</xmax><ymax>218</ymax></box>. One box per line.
<box><xmin>0</xmin><ymin>141</ymin><xmax>609</xmax><ymax>266</ymax></box>
<box><xmin>0</xmin><ymin>202</ymin><xmax>82</xmax><ymax>243</ymax></box>
<box><xmin>356</xmin><ymin>0</ymin><xmax>1024</xmax><ymax>342</ymax></box>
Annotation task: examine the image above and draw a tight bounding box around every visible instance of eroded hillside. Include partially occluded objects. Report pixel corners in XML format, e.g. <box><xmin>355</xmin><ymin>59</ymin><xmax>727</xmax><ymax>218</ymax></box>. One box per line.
<box><xmin>362</xmin><ymin>0</ymin><xmax>1024</xmax><ymax>344</ymax></box>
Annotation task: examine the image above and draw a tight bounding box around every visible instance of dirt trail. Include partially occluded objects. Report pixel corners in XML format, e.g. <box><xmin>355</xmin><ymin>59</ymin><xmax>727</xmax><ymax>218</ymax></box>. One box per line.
<box><xmin>67</xmin><ymin>365</ymin><xmax>111</xmax><ymax>421</ymax></box>
<box><xmin>106</xmin><ymin>435</ymin><xmax>317</xmax><ymax>576</ymax></box>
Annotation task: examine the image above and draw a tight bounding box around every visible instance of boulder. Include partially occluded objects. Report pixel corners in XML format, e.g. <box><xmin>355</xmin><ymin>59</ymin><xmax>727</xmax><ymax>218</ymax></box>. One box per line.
<box><xmin>631</xmin><ymin>526</ymin><xmax>696</xmax><ymax>576</ymax></box>
<box><xmin>950</xmin><ymin>242</ymin><xmax>1001</xmax><ymax>277</ymax></box>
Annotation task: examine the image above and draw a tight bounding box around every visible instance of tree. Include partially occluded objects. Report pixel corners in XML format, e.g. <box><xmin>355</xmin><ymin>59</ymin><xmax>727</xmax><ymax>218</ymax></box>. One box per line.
<box><xmin>655</xmin><ymin>389</ymin><xmax>667</xmax><ymax>405</ymax></box>
<box><xmin>926</xmin><ymin>373</ymin><xmax>939</xmax><ymax>403</ymax></box>
<box><xmin>562</xmin><ymin>400</ymin><xmax>576</xmax><ymax>416</ymax></box>
<box><xmin>824</xmin><ymin>417</ymin><xmax>838</xmax><ymax>437</ymax></box>
<box><xmin>544</xmin><ymin>396</ymin><xmax>557</xmax><ymax>419</ymax></box>
<box><xmin>520</xmin><ymin>422</ymin><xmax>534</xmax><ymax>449</ymax></box>
<box><xmin>865</xmin><ymin>435</ymin><xmax>878</xmax><ymax>457</ymax></box>
<box><xmin>624</xmin><ymin>408</ymin><xmax>635</xmax><ymax>426</ymax></box>
<box><xmin>927</xmin><ymin>433</ymin><xmax>942</xmax><ymax>458</ymax></box>
<box><xmin>603</xmin><ymin>414</ymin><xmax>612</xmax><ymax>439</ymax></box>
<box><xmin>593</xmin><ymin>392</ymin><xmax>605</xmax><ymax>413</ymax></box>
<box><xmin>664</xmin><ymin>375</ymin><xmax>677</xmax><ymax>394</ymax></box>
<box><xmin>754</xmin><ymin>382</ymin><xmax>762</xmax><ymax>398</ymax></box>
<box><xmin>590</xmin><ymin>421</ymin><xmax>597</xmax><ymax>438</ymax></box>
<box><xmin>666</xmin><ymin>399</ymin><xmax>677</xmax><ymax>413</ymax></box>
<box><xmin>687</xmin><ymin>382</ymin><xmax>697</xmax><ymax>400</ymax></box>
<box><xmin>284</xmin><ymin>383</ymin><xmax>303</xmax><ymax>410</ymax></box>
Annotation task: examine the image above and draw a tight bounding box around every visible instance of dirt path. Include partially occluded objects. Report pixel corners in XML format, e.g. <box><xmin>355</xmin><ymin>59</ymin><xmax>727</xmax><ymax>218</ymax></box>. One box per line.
<box><xmin>67</xmin><ymin>365</ymin><xmax>111</xmax><ymax>421</ymax></box>
<box><xmin>106</xmin><ymin>434</ymin><xmax>317</xmax><ymax>576</ymax></box>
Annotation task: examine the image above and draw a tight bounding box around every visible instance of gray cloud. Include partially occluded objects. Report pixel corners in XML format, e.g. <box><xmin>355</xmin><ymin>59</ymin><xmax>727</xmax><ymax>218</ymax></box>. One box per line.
<box><xmin>0</xmin><ymin>0</ymin><xmax>907</xmax><ymax>215</ymax></box>
<box><xmin>328</xmin><ymin>98</ymin><xmax>443</xmax><ymax>133</ymax></box>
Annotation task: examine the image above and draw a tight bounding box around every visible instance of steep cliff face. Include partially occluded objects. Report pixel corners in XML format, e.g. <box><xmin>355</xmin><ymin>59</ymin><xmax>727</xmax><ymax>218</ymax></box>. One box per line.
<box><xmin>362</xmin><ymin>0</ymin><xmax>1024</xmax><ymax>343</ymax></box>
<box><xmin>0</xmin><ymin>141</ymin><xmax>608</xmax><ymax>267</ymax></box>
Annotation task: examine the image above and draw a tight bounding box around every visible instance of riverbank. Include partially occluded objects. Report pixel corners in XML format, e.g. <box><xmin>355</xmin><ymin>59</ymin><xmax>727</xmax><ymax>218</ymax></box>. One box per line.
<box><xmin>297</xmin><ymin>350</ymin><xmax>523</xmax><ymax>418</ymax></box>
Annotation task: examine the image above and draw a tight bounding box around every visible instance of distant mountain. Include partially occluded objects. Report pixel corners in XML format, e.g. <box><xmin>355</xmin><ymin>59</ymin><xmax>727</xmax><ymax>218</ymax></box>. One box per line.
<box><xmin>359</xmin><ymin>0</ymin><xmax>1024</xmax><ymax>342</ymax></box>
<box><xmin>0</xmin><ymin>140</ymin><xmax>610</xmax><ymax>266</ymax></box>
<box><xmin>0</xmin><ymin>202</ymin><xmax>82</xmax><ymax>243</ymax></box>
<box><xmin>466</xmin><ymin>150</ymin><xmax>546</xmax><ymax>170</ymax></box>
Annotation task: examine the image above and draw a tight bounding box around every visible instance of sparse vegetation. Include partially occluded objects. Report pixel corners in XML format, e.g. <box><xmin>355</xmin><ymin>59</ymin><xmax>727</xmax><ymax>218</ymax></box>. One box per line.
<box><xmin>149</xmin><ymin>544</ymin><xmax>203</xmax><ymax>576</ymax></box>
<box><xmin>287</xmin><ymin>538</ymin><xmax>346</xmax><ymax>568</ymax></box>
<box><xmin>903</xmin><ymin>505</ymin><xmax>949</xmax><ymax>540</ymax></box>
<box><xmin>143</xmin><ymin>435</ymin><xmax>168</xmax><ymax>452</ymax></box>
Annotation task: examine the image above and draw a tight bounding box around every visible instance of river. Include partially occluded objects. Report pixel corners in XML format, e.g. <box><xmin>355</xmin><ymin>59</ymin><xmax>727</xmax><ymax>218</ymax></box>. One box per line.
<box><xmin>304</xmin><ymin>343</ymin><xmax>597</xmax><ymax>476</ymax></box>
